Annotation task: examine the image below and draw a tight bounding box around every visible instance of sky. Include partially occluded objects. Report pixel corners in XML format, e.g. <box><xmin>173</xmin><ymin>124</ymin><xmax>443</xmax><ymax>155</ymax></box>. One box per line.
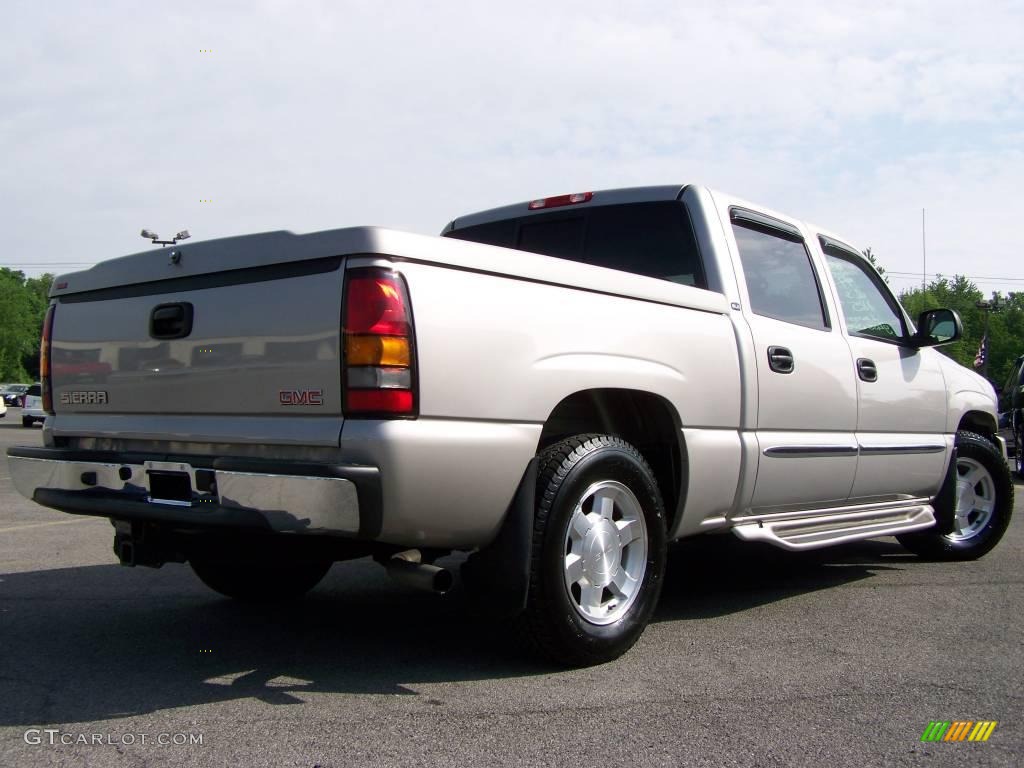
<box><xmin>3</xmin><ymin>0</ymin><xmax>1022</xmax><ymax>297</ymax></box>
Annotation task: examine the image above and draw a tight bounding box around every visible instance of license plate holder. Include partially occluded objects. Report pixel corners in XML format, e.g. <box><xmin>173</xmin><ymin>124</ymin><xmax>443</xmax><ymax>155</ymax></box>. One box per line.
<box><xmin>146</xmin><ymin>465</ymin><xmax>193</xmax><ymax>506</ymax></box>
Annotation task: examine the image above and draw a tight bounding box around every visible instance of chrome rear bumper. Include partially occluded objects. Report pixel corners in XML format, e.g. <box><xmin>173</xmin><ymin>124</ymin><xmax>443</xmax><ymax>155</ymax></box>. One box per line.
<box><xmin>6</xmin><ymin>447</ymin><xmax>381</xmax><ymax>537</ymax></box>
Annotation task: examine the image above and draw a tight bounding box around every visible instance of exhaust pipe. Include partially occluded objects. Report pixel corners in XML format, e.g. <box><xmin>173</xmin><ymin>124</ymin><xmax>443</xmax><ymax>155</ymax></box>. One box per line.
<box><xmin>385</xmin><ymin>550</ymin><xmax>453</xmax><ymax>594</ymax></box>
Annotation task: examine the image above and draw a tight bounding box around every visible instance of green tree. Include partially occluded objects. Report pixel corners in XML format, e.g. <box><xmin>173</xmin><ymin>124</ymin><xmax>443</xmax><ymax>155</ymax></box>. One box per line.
<box><xmin>0</xmin><ymin>269</ymin><xmax>53</xmax><ymax>381</ymax></box>
<box><xmin>897</xmin><ymin>275</ymin><xmax>1023</xmax><ymax>385</ymax></box>
<box><xmin>863</xmin><ymin>247</ymin><xmax>887</xmax><ymax>282</ymax></box>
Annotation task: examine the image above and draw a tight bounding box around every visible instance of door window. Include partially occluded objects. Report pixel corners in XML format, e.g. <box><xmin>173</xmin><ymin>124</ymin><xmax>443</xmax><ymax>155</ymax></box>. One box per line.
<box><xmin>731</xmin><ymin>220</ymin><xmax>828</xmax><ymax>330</ymax></box>
<box><xmin>823</xmin><ymin>249</ymin><xmax>907</xmax><ymax>341</ymax></box>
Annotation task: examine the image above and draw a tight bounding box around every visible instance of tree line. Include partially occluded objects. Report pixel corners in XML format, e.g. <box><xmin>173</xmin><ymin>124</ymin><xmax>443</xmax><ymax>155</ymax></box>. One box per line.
<box><xmin>0</xmin><ymin>269</ymin><xmax>53</xmax><ymax>383</ymax></box>
<box><xmin>0</xmin><ymin>258</ymin><xmax>1021</xmax><ymax>394</ymax></box>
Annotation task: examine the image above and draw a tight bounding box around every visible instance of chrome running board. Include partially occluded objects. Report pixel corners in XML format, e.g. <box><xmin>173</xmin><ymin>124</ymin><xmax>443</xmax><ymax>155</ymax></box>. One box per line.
<box><xmin>731</xmin><ymin>501</ymin><xmax>935</xmax><ymax>551</ymax></box>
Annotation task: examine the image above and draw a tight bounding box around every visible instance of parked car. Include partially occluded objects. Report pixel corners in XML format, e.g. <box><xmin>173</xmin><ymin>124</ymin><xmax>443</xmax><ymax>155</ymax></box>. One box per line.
<box><xmin>5</xmin><ymin>183</ymin><xmax>1013</xmax><ymax>666</ymax></box>
<box><xmin>2</xmin><ymin>384</ymin><xmax>29</xmax><ymax>406</ymax></box>
<box><xmin>20</xmin><ymin>384</ymin><xmax>44</xmax><ymax>427</ymax></box>
<box><xmin>0</xmin><ymin>397</ymin><xmax>6</xmax><ymax>418</ymax></box>
<box><xmin>998</xmin><ymin>355</ymin><xmax>1024</xmax><ymax>475</ymax></box>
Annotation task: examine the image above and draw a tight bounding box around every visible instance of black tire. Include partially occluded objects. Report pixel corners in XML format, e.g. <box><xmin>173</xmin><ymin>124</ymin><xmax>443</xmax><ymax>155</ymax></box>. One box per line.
<box><xmin>190</xmin><ymin>556</ymin><xmax>332</xmax><ymax>601</ymax></box>
<box><xmin>516</xmin><ymin>434</ymin><xmax>667</xmax><ymax>667</ymax></box>
<box><xmin>897</xmin><ymin>430</ymin><xmax>1013</xmax><ymax>560</ymax></box>
<box><xmin>21</xmin><ymin>416</ymin><xmax>33</xmax><ymax>428</ymax></box>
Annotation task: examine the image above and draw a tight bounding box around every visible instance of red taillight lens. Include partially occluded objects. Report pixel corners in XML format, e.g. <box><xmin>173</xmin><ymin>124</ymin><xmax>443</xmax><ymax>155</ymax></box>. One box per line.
<box><xmin>40</xmin><ymin>304</ymin><xmax>55</xmax><ymax>414</ymax></box>
<box><xmin>344</xmin><ymin>275</ymin><xmax>411</xmax><ymax>336</ymax></box>
<box><xmin>342</xmin><ymin>269</ymin><xmax>416</xmax><ymax>417</ymax></box>
<box><xmin>346</xmin><ymin>389</ymin><xmax>414</xmax><ymax>414</ymax></box>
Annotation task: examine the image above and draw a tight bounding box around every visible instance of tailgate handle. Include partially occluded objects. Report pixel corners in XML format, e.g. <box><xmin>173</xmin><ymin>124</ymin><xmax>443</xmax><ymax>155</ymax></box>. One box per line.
<box><xmin>150</xmin><ymin>302</ymin><xmax>194</xmax><ymax>339</ymax></box>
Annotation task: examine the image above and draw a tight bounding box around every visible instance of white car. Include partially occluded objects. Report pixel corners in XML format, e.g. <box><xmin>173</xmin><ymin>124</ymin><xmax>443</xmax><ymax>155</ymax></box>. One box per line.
<box><xmin>20</xmin><ymin>383</ymin><xmax>44</xmax><ymax>427</ymax></box>
<box><xmin>0</xmin><ymin>397</ymin><xmax>6</xmax><ymax>418</ymax></box>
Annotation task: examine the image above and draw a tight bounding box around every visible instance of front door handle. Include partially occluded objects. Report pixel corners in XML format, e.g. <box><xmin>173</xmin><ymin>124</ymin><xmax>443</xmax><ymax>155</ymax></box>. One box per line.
<box><xmin>857</xmin><ymin>358</ymin><xmax>878</xmax><ymax>382</ymax></box>
<box><xmin>767</xmin><ymin>346</ymin><xmax>794</xmax><ymax>374</ymax></box>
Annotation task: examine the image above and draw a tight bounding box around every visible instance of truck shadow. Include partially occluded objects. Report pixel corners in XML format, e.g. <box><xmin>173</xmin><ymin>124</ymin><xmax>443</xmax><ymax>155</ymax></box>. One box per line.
<box><xmin>656</xmin><ymin>535</ymin><xmax>909</xmax><ymax>621</ymax></box>
<box><xmin>0</xmin><ymin>537</ymin><xmax>910</xmax><ymax>726</ymax></box>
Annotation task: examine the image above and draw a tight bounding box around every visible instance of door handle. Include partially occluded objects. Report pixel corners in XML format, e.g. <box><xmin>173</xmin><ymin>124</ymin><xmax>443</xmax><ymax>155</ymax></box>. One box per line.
<box><xmin>767</xmin><ymin>346</ymin><xmax>794</xmax><ymax>374</ymax></box>
<box><xmin>149</xmin><ymin>302</ymin><xmax>194</xmax><ymax>340</ymax></box>
<box><xmin>857</xmin><ymin>358</ymin><xmax>878</xmax><ymax>382</ymax></box>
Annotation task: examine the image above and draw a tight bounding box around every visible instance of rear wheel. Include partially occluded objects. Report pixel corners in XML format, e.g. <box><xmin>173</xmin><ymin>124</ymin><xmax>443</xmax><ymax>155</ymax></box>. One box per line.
<box><xmin>897</xmin><ymin>430</ymin><xmax>1013</xmax><ymax>560</ymax></box>
<box><xmin>21</xmin><ymin>416</ymin><xmax>33</xmax><ymax>428</ymax></box>
<box><xmin>190</xmin><ymin>557</ymin><xmax>332</xmax><ymax>601</ymax></box>
<box><xmin>517</xmin><ymin>434</ymin><xmax>667</xmax><ymax>667</ymax></box>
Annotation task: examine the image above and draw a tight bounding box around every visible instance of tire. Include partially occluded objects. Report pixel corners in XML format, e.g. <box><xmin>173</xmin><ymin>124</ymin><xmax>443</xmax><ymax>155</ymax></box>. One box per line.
<box><xmin>897</xmin><ymin>430</ymin><xmax>1013</xmax><ymax>560</ymax></box>
<box><xmin>21</xmin><ymin>417</ymin><xmax>33</xmax><ymax>428</ymax></box>
<box><xmin>516</xmin><ymin>434</ymin><xmax>667</xmax><ymax>667</ymax></box>
<box><xmin>190</xmin><ymin>556</ymin><xmax>332</xmax><ymax>601</ymax></box>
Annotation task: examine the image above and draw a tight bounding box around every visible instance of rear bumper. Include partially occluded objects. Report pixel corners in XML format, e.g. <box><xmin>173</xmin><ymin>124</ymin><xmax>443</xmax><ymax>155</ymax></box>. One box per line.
<box><xmin>5</xmin><ymin>447</ymin><xmax>381</xmax><ymax>538</ymax></box>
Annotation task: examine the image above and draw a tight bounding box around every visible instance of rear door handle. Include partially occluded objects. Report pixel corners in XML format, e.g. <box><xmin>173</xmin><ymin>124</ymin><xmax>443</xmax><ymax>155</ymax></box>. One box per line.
<box><xmin>857</xmin><ymin>358</ymin><xmax>878</xmax><ymax>382</ymax></box>
<box><xmin>767</xmin><ymin>346</ymin><xmax>794</xmax><ymax>374</ymax></box>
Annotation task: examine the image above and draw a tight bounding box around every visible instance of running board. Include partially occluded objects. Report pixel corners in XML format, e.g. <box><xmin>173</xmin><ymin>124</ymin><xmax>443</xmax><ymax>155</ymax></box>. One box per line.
<box><xmin>731</xmin><ymin>502</ymin><xmax>935</xmax><ymax>551</ymax></box>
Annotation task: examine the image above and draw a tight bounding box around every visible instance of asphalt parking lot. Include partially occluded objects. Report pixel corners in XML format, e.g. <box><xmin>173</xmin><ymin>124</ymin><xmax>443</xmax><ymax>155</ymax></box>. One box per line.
<box><xmin>0</xmin><ymin>410</ymin><xmax>1021</xmax><ymax>767</ymax></box>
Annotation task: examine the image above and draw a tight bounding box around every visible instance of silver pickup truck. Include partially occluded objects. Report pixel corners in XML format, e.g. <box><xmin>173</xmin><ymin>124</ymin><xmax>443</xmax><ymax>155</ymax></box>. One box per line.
<box><xmin>7</xmin><ymin>185</ymin><xmax>1013</xmax><ymax>666</ymax></box>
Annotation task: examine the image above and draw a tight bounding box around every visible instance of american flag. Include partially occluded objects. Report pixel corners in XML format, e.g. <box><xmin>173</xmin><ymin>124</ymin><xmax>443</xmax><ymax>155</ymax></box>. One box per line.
<box><xmin>974</xmin><ymin>334</ymin><xmax>987</xmax><ymax>368</ymax></box>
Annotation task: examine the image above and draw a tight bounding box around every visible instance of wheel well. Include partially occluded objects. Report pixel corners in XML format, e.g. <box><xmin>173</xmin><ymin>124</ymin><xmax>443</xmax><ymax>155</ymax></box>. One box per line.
<box><xmin>538</xmin><ymin>389</ymin><xmax>686</xmax><ymax>532</ymax></box>
<box><xmin>959</xmin><ymin>410</ymin><xmax>997</xmax><ymax>440</ymax></box>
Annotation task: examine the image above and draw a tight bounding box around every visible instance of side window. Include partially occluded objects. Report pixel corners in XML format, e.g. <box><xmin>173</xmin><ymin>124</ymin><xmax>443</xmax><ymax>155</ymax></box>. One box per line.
<box><xmin>731</xmin><ymin>221</ymin><xmax>828</xmax><ymax>330</ymax></box>
<box><xmin>824</xmin><ymin>251</ymin><xmax>906</xmax><ymax>341</ymax></box>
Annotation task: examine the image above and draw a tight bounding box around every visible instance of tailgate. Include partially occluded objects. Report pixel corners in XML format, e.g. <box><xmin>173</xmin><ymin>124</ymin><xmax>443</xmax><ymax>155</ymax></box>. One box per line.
<box><xmin>46</xmin><ymin>230</ymin><xmax>362</xmax><ymax>441</ymax></box>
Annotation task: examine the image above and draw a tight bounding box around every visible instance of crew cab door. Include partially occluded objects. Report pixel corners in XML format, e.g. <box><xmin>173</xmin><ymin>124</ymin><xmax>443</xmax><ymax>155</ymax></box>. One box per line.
<box><xmin>817</xmin><ymin>238</ymin><xmax>948</xmax><ymax>499</ymax></box>
<box><xmin>727</xmin><ymin>209</ymin><xmax>859</xmax><ymax>512</ymax></box>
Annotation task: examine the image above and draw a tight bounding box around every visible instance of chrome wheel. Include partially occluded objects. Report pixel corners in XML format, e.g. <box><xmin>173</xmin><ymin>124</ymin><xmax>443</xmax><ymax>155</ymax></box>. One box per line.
<box><xmin>563</xmin><ymin>480</ymin><xmax>648</xmax><ymax>625</ymax></box>
<box><xmin>947</xmin><ymin>456</ymin><xmax>995</xmax><ymax>542</ymax></box>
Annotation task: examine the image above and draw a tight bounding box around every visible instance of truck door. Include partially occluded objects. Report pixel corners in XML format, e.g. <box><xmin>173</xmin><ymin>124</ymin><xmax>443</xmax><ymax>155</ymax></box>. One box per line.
<box><xmin>728</xmin><ymin>209</ymin><xmax>859</xmax><ymax>512</ymax></box>
<box><xmin>817</xmin><ymin>238</ymin><xmax>948</xmax><ymax>500</ymax></box>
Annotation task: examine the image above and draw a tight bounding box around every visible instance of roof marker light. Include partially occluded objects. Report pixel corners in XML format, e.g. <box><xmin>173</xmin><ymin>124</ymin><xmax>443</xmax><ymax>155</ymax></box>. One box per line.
<box><xmin>527</xmin><ymin>191</ymin><xmax>593</xmax><ymax>210</ymax></box>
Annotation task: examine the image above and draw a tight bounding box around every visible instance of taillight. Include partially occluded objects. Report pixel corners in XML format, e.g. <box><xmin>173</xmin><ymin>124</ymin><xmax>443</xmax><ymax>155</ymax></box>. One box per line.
<box><xmin>40</xmin><ymin>304</ymin><xmax>55</xmax><ymax>414</ymax></box>
<box><xmin>342</xmin><ymin>268</ymin><xmax>417</xmax><ymax>417</ymax></box>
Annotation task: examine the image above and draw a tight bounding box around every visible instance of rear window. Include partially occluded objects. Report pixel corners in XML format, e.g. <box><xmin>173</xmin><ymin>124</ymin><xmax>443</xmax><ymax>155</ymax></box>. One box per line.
<box><xmin>26</xmin><ymin>384</ymin><xmax>41</xmax><ymax>397</ymax></box>
<box><xmin>446</xmin><ymin>201</ymin><xmax>707</xmax><ymax>289</ymax></box>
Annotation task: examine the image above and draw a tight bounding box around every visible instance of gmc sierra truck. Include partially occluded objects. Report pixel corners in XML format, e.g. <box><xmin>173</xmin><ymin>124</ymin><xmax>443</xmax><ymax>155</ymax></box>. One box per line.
<box><xmin>7</xmin><ymin>185</ymin><xmax>1013</xmax><ymax>666</ymax></box>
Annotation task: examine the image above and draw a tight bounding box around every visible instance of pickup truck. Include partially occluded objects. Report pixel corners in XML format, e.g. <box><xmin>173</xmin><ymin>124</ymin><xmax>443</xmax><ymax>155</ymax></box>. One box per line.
<box><xmin>7</xmin><ymin>184</ymin><xmax>1014</xmax><ymax>666</ymax></box>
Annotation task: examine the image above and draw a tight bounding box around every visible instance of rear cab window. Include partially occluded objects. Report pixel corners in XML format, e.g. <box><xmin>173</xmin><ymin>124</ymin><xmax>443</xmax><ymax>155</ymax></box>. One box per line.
<box><xmin>445</xmin><ymin>201</ymin><xmax>707</xmax><ymax>289</ymax></box>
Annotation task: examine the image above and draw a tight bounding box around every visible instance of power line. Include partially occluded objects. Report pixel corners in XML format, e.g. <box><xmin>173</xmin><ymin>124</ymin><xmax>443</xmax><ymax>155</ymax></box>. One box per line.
<box><xmin>887</xmin><ymin>271</ymin><xmax>1024</xmax><ymax>283</ymax></box>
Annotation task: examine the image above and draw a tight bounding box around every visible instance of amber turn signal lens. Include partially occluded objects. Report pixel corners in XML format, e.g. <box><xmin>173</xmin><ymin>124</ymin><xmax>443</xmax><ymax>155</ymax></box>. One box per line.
<box><xmin>345</xmin><ymin>335</ymin><xmax>410</xmax><ymax>367</ymax></box>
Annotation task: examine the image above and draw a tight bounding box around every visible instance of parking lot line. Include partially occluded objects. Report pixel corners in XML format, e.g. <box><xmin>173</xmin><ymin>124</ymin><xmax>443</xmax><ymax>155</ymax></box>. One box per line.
<box><xmin>0</xmin><ymin>518</ymin><xmax>99</xmax><ymax>533</ymax></box>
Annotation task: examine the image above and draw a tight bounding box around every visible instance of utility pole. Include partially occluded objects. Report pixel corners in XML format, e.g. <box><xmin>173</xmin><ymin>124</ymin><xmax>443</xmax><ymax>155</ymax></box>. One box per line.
<box><xmin>921</xmin><ymin>208</ymin><xmax>926</xmax><ymax>292</ymax></box>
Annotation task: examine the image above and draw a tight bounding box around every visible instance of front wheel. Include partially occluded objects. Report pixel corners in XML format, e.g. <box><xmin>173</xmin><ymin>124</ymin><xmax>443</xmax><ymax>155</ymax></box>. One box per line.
<box><xmin>897</xmin><ymin>430</ymin><xmax>1013</xmax><ymax>560</ymax></box>
<box><xmin>516</xmin><ymin>434</ymin><xmax>667</xmax><ymax>667</ymax></box>
<box><xmin>190</xmin><ymin>557</ymin><xmax>332</xmax><ymax>601</ymax></box>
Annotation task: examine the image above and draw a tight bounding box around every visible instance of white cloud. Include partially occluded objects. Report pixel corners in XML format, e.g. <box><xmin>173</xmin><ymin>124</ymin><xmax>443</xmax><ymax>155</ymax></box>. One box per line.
<box><xmin>1</xmin><ymin>0</ymin><xmax>1022</xmax><ymax>293</ymax></box>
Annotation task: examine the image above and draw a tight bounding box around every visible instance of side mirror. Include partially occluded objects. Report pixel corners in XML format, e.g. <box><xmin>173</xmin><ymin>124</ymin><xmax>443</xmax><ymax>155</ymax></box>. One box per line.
<box><xmin>912</xmin><ymin>308</ymin><xmax>963</xmax><ymax>347</ymax></box>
